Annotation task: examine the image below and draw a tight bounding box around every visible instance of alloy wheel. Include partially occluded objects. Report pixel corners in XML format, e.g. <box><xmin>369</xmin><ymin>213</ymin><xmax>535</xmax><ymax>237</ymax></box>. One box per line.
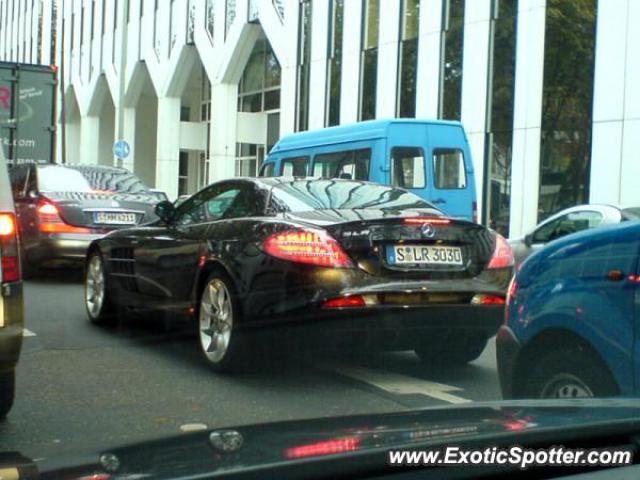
<box><xmin>85</xmin><ymin>255</ymin><xmax>105</xmax><ymax>319</ymax></box>
<box><xmin>199</xmin><ymin>278</ymin><xmax>234</xmax><ymax>364</ymax></box>
<box><xmin>540</xmin><ymin>373</ymin><xmax>594</xmax><ymax>398</ymax></box>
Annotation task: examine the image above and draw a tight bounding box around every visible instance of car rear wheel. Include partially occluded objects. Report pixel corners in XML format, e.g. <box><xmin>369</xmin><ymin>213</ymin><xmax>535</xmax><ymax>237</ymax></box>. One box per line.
<box><xmin>198</xmin><ymin>273</ymin><xmax>248</xmax><ymax>373</ymax></box>
<box><xmin>0</xmin><ymin>370</ymin><xmax>15</xmax><ymax>419</ymax></box>
<box><xmin>522</xmin><ymin>349</ymin><xmax>618</xmax><ymax>399</ymax></box>
<box><xmin>85</xmin><ymin>251</ymin><xmax>115</xmax><ymax>325</ymax></box>
<box><xmin>414</xmin><ymin>331</ymin><xmax>488</xmax><ymax>366</ymax></box>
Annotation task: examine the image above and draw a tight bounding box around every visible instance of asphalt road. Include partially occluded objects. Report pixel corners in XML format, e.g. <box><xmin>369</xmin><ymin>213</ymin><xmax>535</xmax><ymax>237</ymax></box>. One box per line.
<box><xmin>0</xmin><ymin>269</ymin><xmax>501</xmax><ymax>460</ymax></box>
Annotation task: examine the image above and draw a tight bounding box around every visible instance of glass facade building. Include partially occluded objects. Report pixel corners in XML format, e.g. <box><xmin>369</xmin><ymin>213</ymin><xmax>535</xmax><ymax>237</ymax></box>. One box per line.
<box><xmin>5</xmin><ymin>0</ymin><xmax>637</xmax><ymax>239</ymax></box>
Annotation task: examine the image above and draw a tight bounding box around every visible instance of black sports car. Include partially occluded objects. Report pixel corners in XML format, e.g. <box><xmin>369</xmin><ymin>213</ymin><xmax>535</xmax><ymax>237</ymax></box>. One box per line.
<box><xmin>84</xmin><ymin>178</ymin><xmax>514</xmax><ymax>372</ymax></box>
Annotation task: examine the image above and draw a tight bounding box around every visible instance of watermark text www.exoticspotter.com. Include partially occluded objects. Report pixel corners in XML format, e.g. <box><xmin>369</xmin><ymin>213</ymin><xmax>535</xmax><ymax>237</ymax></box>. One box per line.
<box><xmin>388</xmin><ymin>446</ymin><xmax>633</xmax><ymax>469</ymax></box>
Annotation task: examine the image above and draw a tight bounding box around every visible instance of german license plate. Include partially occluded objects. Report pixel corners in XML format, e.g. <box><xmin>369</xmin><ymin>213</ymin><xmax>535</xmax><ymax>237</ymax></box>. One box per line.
<box><xmin>387</xmin><ymin>245</ymin><xmax>463</xmax><ymax>266</ymax></box>
<box><xmin>93</xmin><ymin>212</ymin><xmax>137</xmax><ymax>225</ymax></box>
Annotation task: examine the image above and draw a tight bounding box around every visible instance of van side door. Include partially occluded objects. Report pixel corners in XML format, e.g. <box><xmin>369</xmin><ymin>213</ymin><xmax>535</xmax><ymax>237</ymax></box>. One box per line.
<box><xmin>428</xmin><ymin>126</ymin><xmax>475</xmax><ymax>221</ymax></box>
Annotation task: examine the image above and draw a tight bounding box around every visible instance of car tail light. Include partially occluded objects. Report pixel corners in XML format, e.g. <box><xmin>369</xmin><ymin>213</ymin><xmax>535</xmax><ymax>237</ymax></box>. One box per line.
<box><xmin>472</xmin><ymin>201</ymin><xmax>478</xmax><ymax>224</ymax></box>
<box><xmin>263</xmin><ymin>229</ymin><xmax>353</xmax><ymax>268</ymax></box>
<box><xmin>487</xmin><ymin>233</ymin><xmax>514</xmax><ymax>269</ymax></box>
<box><xmin>322</xmin><ymin>295</ymin><xmax>367</xmax><ymax>309</ymax></box>
<box><xmin>403</xmin><ymin>216</ymin><xmax>451</xmax><ymax>225</ymax></box>
<box><xmin>37</xmin><ymin>201</ymin><xmax>91</xmax><ymax>234</ymax></box>
<box><xmin>471</xmin><ymin>294</ymin><xmax>506</xmax><ymax>305</ymax></box>
<box><xmin>0</xmin><ymin>212</ymin><xmax>20</xmax><ymax>283</ymax></box>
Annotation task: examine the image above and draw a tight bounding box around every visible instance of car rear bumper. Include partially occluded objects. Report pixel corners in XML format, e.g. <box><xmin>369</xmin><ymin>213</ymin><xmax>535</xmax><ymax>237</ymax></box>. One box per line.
<box><xmin>26</xmin><ymin>233</ymin><xmax>104</xmax><ymax>264</ymax></box>
<box><xmin>246</xmin><ymin>304</ymin><xmax>504</xmax><ymax>351</ymax></box>
<box><xmin>0</xmin><ymin>282</ymin><xmax>24</xmax><ymax>371</ymax></box>
<box><xmin>496</xmin><ymin>325</ymin><xmax>521</xmax><ymax>399</ymax></box>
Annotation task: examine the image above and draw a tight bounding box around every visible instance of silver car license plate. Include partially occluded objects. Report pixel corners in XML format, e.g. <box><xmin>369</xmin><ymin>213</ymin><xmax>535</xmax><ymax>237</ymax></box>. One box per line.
<box><xmin>93</xmin><ymin>212</ymin><xmax>137</xmax><ymax>225</ymax></box>
<box><xmin>387</xmin><ymin>245</ymin><xmax>463</xmax><ymax>266</ymax></box>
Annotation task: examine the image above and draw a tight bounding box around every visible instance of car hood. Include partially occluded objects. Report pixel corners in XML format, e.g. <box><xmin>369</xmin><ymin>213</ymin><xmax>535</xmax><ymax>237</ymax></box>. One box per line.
<box><xmin>36</xmin><ymin>399</ymin><xmax>640</xmax><ymax>478</ymax></box>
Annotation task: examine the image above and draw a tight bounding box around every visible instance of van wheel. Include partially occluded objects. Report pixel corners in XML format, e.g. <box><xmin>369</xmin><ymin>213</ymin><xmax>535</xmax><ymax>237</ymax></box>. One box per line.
<box><xmin>521</xmin><ymin>349</ymin><xmax>618</xmax><ymax>399</ymax></box>
<box><xmin>415</xmin><ymin>332</ymin><xmax>488</xmax><ymax>366</ymax></box>
<box><xmin>0</xmin><ymin>370</ymin><xmax>15</xmax><ymax>419</ymax></box>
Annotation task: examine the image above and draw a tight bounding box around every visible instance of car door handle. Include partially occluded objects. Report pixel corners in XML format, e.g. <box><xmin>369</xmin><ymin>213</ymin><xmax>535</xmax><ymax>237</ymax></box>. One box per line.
<box><xmin>607</xmin><ymin>270</ymin><xmax>625</xmax><ymax>282</ymax></box>
<box><xmin>431</xmin><ymin>198</ymin><xmax>447</xmax><ymax>204</ymax></box>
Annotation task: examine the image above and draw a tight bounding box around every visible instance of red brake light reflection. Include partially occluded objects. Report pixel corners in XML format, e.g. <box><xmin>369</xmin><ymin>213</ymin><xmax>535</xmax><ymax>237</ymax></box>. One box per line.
<box><xmin>322</xmin><ymin>295</ymin><xmax>366</xmax><ymax>309</ymax></box>
<box><xmin>284</xmin><ymin>436</ymin><xmax>361</xmax><ymax>459</ymax></box>
<box><xmin>404</xmin><ymin>216</ymin><xmax>451</xmax><ymax>225</ymax></box>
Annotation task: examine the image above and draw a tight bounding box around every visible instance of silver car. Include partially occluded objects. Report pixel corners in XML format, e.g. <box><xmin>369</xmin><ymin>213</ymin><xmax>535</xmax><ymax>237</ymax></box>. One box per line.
<box><xmin>509</xmin><ymin>204</ymin><xmax>640</xmax><ymax>267</ymax></box>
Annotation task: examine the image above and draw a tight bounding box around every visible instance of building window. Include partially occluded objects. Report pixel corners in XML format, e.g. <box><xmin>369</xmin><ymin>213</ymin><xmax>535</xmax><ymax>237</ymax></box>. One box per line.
<box><xmin>205</xmin><ymin>0</ymin><xmax>215</xmax><ymax>41</ymax></box>
<box><xmin>91</xmin><ymin>0</ymin><xmax>95</xmax><ymax>40</ymax></box>
<box><xmin>236</xmin><ymin>37</ymin><xmax>282</xmax><ymax>176</ymax></box>
<box><xmin>225</xmin><ymin>0</ymin><xmax>236</xmax><ymax>38</ymax></box>
<box><xmin>359</xmin><ymin>0</ymin><xmax>379</xmax><ymax>121</ymax></box>
<box><xmin>538</xmin><ymin>0</ymin><xmax>597</xmax><ymax>221</ymax></box>
<box><xmin>326</xmin><ymin>0</ymin><xmax>344</xmax><ymax>126</ymax></box>
<box><xmin>484</xmin><ymin>0</ymin><xmax>517</xmax><ymax>236</ymax></box>
<box><xmin>440</xmin><ymin>0</ymin><xmax>465</xmax><ymax>120</ymax></box>
<box><xmin>178</xmin><ymin>151</ymin><xmax>189</xmax><ymax>196</ymax></box>
<box><xmin>153</xmin><ymin>0</ymin><xmax>159</xmax><ymax>56</ymax></box>
<box><xmin>397</xmin><ymin>0</ymin><xmax>420</xmax><ymax>117</ymax></box>
<box><xmin>101</xmin><ymin>1</ymin><xmax>106</xmax><ymax>36</ymax></box>
<box><xmin>81</xmin><ymin>3</ymin><xmax>85</xmax><ymax>47</ymax></box>
<box><xmin>169</xmin><ymin>0</ymin><xmax>176</xmax><ymax>56</ymax></box>
<box><xmin>296</xmin><ymin>0</ymin><xmax>312</xmax><ymax>132</ymax></box>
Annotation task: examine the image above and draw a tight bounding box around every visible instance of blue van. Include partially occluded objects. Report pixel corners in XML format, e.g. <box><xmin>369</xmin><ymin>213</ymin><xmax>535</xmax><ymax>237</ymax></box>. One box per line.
<box><xmin>260</xmin><ymin>119</ymin><xmax>478</xmax><ymax>222</ymax></box>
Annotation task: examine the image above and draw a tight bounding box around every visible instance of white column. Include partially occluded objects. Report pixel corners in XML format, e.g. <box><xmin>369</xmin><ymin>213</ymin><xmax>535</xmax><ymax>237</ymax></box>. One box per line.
<box><xmin>209</xmin><ymin>83</ymin><xmax>237</xmax><ymax>182</ymax></box>
<box><xmin>339</xmin><ymin>0</ymin><xmax>362</xmax><ymax>123</ymax></box>
<box><xmin>416</xmin><ymin>0</ymin><xmax>443</xmax><ymax>118</ymax></box>
<box><xmin>155</xmin><ymin>96</ymin><xmax>181</xmax><ymax>199</ymax></box>
<box><xmin>80</xmin><ymin>114</ymin><xmax>100</xmax><ymax>164</ymax></box>
<box><xmin>508</xmin><ymin>0</ymin><xmax>546</xmax><ymax>238</ymax></box>
<box><xmin>620</xmin><ymin>0</ymin><xmax>640</xmax><ymax>207</ymax></box>
<box><xmin>308</xmin><ymin>0</ymin><xmax>329</xmax><ymax>129</ymax></box>
<box><xmin>460</xmin><ymin>0</ymin><xmax>491</xmax><ymax>221</ymax></box>
<box><xmin>375</xmin><ymin>0</ymin><xmax>400</xmax><ymax>118</ymax></box>
<box><xmin>589</xmin><ymin>0</ymin><xmax>629</xmax><ymax>205</ymax></box>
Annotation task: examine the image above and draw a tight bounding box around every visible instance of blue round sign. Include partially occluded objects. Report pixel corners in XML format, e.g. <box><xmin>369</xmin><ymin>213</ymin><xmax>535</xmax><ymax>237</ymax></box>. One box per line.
<box><xmin>113</xmin><ymin>140</ymin><xmax>130</xmax><ymax>159</ymax></box>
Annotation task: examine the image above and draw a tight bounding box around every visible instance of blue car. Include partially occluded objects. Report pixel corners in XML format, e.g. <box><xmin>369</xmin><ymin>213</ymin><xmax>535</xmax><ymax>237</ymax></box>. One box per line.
<box><xmin>497</xmin><ymin>220</ymin><xmax>640</xmax><ymax>399</ymax></box>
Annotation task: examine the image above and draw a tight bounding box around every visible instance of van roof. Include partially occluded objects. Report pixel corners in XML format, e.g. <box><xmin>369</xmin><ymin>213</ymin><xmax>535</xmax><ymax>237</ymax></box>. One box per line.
<box><xmin>270</xmin><ymin>118</ymin><xmax>463</xmax><ymax>154</ymax></box>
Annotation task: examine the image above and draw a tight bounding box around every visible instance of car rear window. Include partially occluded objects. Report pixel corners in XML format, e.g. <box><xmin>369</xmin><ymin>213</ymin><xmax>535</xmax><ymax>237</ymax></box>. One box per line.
<box><xmin>270</xmin><ymin>180</ymin><xmax>438</xmax><ymax>212</ymax></box>
<box><xmin>72</xmin><ymin>167</ymin><xmax>152</xmax><ymax>194</ymax></box>
<box><xmin>38</xmin><ymin>167</ymin><xmax>93</xmax><ymax>192</ymax></box>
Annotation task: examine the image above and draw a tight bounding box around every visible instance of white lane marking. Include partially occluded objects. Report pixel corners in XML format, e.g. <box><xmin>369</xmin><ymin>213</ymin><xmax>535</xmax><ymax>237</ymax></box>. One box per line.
<box><xmin>23</xmin><ymin>328</ymin><xmax>36</xmax><ymax>337</ymax></box>
<box><xmin>333</xmin><ymin>365</ymin><xmax>472</xmax><ymax>404</ymax></box>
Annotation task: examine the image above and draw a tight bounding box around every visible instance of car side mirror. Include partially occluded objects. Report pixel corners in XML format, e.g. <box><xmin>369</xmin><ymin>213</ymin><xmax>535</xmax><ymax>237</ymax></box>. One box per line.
<box><xmin>524</xmin><ymin>233</ymin><xmax>533</xmax><ymax>248</ymax></box>
<box><xmin>154</xmin><ymin>200</ymin><xmax>175</xmax><ymax>223</ymax></box>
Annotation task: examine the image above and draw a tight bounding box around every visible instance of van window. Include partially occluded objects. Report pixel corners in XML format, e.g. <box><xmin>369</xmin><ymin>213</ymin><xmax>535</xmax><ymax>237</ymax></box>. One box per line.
<box><xmin>259</xmin><ymin>163</ymin><xmax>276</xmax><ymax>177</ymax></box>
<box><xmin>391</xmin><ymin>147</ymin><xmax>425</xmax><ymax>189</ymax></box>
<box><xmin>281</xmin><ymin>156</ymin><xmax>309</xmax><ymax>176</ymax></box>
<box><xmin>433</xmin><ymin>149</ymin><xmax>467</xmax><ymax>189</ymax></box>
<box><xmin>312</xmin><ymin>148</ymin><xmax>370</xmax><ymax>180</ymax></box>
